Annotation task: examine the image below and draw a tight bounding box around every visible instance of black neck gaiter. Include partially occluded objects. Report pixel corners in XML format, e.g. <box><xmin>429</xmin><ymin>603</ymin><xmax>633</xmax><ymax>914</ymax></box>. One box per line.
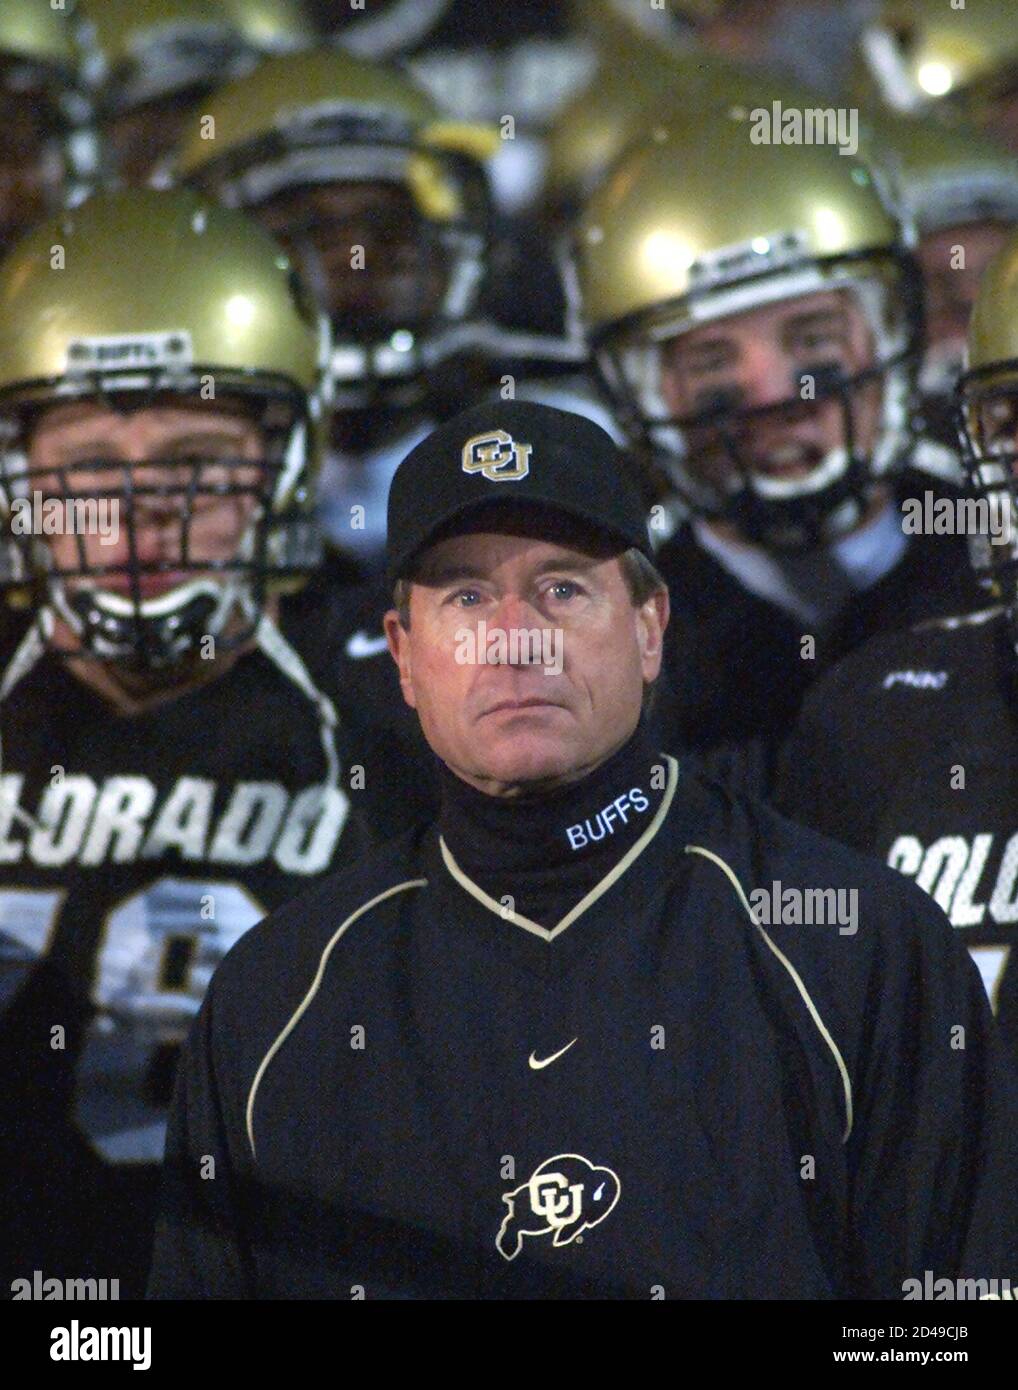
<box><xmin>437</xmin><ymin>721</ymin><xmax>668</xmax><ymax>929</ymax></box>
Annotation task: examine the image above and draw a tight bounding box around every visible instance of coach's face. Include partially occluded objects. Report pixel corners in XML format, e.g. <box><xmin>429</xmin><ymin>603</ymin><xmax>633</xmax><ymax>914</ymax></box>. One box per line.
<box><xmin>384</xmin><ymin>527</ymin><xmax>668</xmax><ymax>796</ymax></box>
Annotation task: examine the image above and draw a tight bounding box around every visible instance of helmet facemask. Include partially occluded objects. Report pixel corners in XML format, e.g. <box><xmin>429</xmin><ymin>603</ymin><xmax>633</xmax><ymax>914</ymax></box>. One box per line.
<box><xmin>0</xmin><ymin>373</ymin><xmax>319</xmax><ymax>672</ymax></box>
<box><xmin>956</xmin><ymin>368</ymin><xmax>1018</xmax><ymax>653</ymax></box>
<box><xmin>593</xmin><ymin>251</ymin><xmax>922</xmax><ymax>550</ymax></box>
<box><xmin>912</xmin><ymin>218</ymin><xmax>1015</xmax><ymax>451</ymax></box>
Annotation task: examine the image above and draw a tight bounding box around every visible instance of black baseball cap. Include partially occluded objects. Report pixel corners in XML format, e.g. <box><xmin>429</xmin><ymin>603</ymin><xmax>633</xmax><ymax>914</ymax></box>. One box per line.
<box><xmin>386</xmin><ymin>400</ymin><xmax>652</xmax><ymax>581</ymax></box>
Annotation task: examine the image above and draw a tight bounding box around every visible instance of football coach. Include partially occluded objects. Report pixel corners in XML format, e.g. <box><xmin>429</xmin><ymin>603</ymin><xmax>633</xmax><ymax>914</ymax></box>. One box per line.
<box><xmin>149</xmin><ymin>401</ymin><xmax>1017</xmax><ymax>1299</ymax></box>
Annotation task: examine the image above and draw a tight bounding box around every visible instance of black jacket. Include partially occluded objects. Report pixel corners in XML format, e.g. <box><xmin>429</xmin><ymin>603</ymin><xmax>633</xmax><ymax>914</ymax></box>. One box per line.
<box><xmin>149</xmin><ymin>762</ymin><xmax>1017</xmax><ymax>1299</ymax></box>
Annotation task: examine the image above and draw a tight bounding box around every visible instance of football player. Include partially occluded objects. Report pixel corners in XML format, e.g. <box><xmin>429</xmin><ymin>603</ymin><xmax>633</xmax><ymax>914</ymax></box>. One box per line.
<box><xmin>0</xmin><ymin>187</ymin><xmax>426</xmax><ymax>1298</ymax></box>
<box><xmin>74</xmin><ymin>0</ymin><xmax>313</xmax><ymax>186</ymax></box>
<box><xmin>573</xmin><ymin>104</ymin><xmax>982</xmax><ymax>770</ymax></box>
<box><xmin>862</xmin><ymin>115</ymin><xmax>1018</xmax><ymax>455</ymax></box>
<box><xmin>774</xmin><ymin>227</ymin><xmax>1018</xmax><ymax>1065</ymax></box>
<box><xmin>540</xmin><ymin>55</ymin><xmax>831</xmax><ymax>463</ymax></box>
<box><xmin>168</xmin><ymin>46</ymin><xmax>498</xmax><ymax>573</ymax></box>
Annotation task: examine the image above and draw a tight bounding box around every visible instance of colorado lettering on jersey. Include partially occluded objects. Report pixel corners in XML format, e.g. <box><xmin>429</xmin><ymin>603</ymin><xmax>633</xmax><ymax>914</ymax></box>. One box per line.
<box><xmin>887</xmin><ymin>831</ymin><xmax>1016</xmax><ymax>1012</ymax></box>
<box><xmin>566</xmin><ymin>788</ymin><xmax>650</xmax><ymax>852</ymax></box>
<box><xmin>0</xmin><ymin>773</ymin><xmax>349</xmax><ymax>874</ymax></box>
<box><xmin>887</xmin><ymin>831</ymin><xmax>1018</xmax><ymax>926</ymax></box>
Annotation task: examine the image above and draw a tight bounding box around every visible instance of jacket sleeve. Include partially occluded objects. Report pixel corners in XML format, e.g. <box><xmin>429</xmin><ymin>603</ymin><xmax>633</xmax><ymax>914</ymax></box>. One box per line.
<box><xmin>846</xmin><ymin>876</ymin><xmax>1018</xmax><ymax>1297</ymax></box>
<box><xmin>147</xmin><ymin>980</ymin><xmax>255</xmax><ymax>1299</ymax></box>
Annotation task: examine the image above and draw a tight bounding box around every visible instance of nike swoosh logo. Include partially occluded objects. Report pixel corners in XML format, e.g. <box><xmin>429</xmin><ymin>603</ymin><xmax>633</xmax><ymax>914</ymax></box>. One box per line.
<box><xmin>345</xmin><ymin>630</ymin><xmax>389</xmax><ymax>659</ymax></box>
<box><xmin>528</xmin><ymin>1037</ymin><xmax>578</xmax><ymax>1071</ymax></box>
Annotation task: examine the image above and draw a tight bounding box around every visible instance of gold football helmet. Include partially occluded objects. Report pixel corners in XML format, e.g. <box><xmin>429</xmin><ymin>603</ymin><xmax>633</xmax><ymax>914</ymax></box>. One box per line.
<box><xmin>546</xmin><ymin>47</ymin><xmax>820</xmax><ymax>220</ymax></box>
<box><xmin>0</xmin><ymin>187</ymin><xmax>331</xmax><ymax>668</ymax></box>
<box><xmin>575</xmin><ymin>104</ymin><xmax>922</xmax><ymax>548</ymax></box>
<box><xmin>171</xmin><ymin>47</ymin><xmax>498</xmax><ymax>410</ymax></box>
<box><xmin>860</xmin><ymin>112</ymin><xmax>1018</xmax><ymax>444</ymax></box>
<box><xmin>860</xmin><ymin>112</ymin><xmax>1018</xmax><ymax>236</ymax></box>
<box><xmin>569</xmin><ymin>0</ymin><xmax>705</xmax><ymax>50</ymax></box>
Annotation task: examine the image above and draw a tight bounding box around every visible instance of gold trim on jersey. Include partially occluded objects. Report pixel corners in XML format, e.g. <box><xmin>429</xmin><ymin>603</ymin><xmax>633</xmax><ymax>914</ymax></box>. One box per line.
<box><xmin>438</xmin><ymin>753</ymin><xmax>680</xmax><ymax>943</ymax></box>
<box><xmin>245</xmin><ymin>877</ymin><xmax>427</xmax><ymax>1161</ymax></box>
<box><xmin>683</xmin><ymin>844</ymin><xmax>854</xmax><ymax>1145</ymax></box>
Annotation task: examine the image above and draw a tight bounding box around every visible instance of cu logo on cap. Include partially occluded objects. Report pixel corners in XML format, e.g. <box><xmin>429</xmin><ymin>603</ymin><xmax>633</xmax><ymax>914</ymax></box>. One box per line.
<box><xmin>461</xmin><ymin>429</ymin><xmax>532</xmax><ymax>482</ymax></box>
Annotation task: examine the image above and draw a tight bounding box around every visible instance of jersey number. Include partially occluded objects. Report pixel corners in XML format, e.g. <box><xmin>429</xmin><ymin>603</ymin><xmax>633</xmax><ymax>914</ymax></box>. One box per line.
<box><xmin>0</xmin><ymin>879</ymin><xmax>264</xmax><ymax>1162</ymax></box>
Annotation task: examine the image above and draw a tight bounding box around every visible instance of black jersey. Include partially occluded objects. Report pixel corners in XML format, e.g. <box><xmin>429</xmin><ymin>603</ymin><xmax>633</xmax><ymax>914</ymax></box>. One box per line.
<box><xmin>0</xmin><ymin>583</ymin><xmax>432</xmax><ymax>1296</ymax></box>
<box><xmin>149</xmin><ymin>731</ymin><xmax>1016</xmax><ymax>1300</ymax></box>
<box><xmin>775</xmin><ymin>605</ymin><xmax>1018</xmax><ymax>1067</ymax></box>
<box><xmin>653</xmin><ymin>473</ymin><xmax>982</xmax><ymax>771</ymax></box>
